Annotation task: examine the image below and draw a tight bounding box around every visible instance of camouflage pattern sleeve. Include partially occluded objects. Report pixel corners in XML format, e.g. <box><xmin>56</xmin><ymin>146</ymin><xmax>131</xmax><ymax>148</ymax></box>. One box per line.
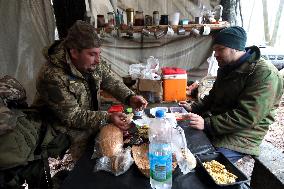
<box><xmin>99</xmin><ymin>61</ymin><xmax>135</xmax><ymax>104</ymax></box>
<box><xmin>210</xmin><ymin>66</ymin><xmax>283</xmax><ymax>135</ymax></box>
<box><xmin>0</xmin><ymin>98</ymin><xmax>17</xmax><ymax>135</ymax></box>
<box><xmin>0</xmin><ymin>75</ymin><xmax>26</xmax><ymax>103</ymax></box>
<box><xmin>37</xmin><ymin>72</ymin><xmax>109</xmax><ymax>131</ymax></box>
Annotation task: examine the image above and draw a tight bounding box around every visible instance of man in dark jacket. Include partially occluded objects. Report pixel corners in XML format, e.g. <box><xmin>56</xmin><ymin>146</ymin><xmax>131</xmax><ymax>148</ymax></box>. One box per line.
<box><xmin>180</xmin><ymin>26</ymin><xmax>284</xmax><ymax>162</ymax></box>
<box><xmin>33</xmin><ymin>20</ymin><xmax>147</xmax><ymax>160</ymax></box>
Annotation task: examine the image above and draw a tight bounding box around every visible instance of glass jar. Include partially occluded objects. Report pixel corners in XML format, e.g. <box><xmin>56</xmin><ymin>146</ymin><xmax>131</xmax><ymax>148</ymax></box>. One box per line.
<box><xmin>107</xmin><ymin>12</ymin><xmax>115</xmax><ymax>27</ymax></box>
<box><xmin>97</xmin><ymin>15</ymin><xmax>105</xmax><ymax>28</ymax></box>
<box><xmin>134</xmin><ymin>11</ymin><xmax>144</xmax><ymax>26</ymax></box>
<box><xmin>153</xmin><ymin>11</ymin><xmax>160</xmax><ymax>26</ymax></box>
<box><xmin>126</xmin><ymin>8</ymin><xmax>134</xmax><ymax>26</ymax></box>
<box><xmin>145</xmin><ymin>15</ymin><xmax>153</xmax><ymax>26</ymax></box>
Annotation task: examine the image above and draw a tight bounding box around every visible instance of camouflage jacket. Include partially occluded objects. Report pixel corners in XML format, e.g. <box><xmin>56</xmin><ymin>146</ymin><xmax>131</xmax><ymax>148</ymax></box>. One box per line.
<box><xmin>191</xmin><ymin>46</ymin><xmax>284</xmax><ymax>156</ymax></box>
<box><xmin>0</xmin><ymin>75</ymin><xmax>28</xmax><ymax>135</ymax></box>
<box><xmin>0</xmin><ymin>76</ymin><xmax>41</xmax><ymax>169</ymax></box>
<box><xmin>33</xmin><ymin>41</ymin><xmax>134</xmax><ymax>155</ymax></box>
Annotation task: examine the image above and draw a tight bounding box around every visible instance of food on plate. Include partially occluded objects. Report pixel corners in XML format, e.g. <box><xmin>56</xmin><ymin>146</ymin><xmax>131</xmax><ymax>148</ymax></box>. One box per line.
<box><xmin>132</xmin><ymin>143</ymin><xmax>177</xmax><ymax>178</ymax></box>
<box><xmin>202</xmin><ymin>160</ymin><xmax>238</xmax><ymax>184</ymax></box>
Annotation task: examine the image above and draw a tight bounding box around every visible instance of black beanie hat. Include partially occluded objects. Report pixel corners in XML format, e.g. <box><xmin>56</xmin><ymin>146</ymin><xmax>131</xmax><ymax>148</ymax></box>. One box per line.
<box><xmin>214</xmin><ymin>26</ymin><xmax>247</xmax><ymax>51</ymax></box>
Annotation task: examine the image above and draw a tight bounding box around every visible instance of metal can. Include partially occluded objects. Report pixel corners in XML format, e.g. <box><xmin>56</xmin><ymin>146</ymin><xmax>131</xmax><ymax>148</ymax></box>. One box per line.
<box><xmin>126</xmin><ymin>8</ymin><xmax>134</xmax><ymax>26</ymax></box>
<box><xmin>153</xmin><ymin>11</ymin><xmax>160</xmax><ymax>26</ymax></box>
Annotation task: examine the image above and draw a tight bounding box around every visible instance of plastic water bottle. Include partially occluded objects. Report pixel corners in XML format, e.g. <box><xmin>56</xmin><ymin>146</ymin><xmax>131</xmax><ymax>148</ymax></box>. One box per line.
<box><xmin>149</xmin><ymin>110</ymin><xmax>172</xmax><ymax>189</ymax></box>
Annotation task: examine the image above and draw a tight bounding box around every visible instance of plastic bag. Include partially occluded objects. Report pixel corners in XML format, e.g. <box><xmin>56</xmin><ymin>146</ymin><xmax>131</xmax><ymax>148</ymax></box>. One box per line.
<box><xmin>207</xmin><ymin>51</ymin><xmax>219</xmax><ymax>76</ymax></box>
<box><xmin>141</xmin><ymin>56</ymin><xmax>161</xmax><ymax>80</ymax></box>
<box><xmin>129</xmin><ymin>56</ymin><xmax>161</xmax><ymax>80</ymax></box>
<box><xmin>92</xmin><ymin>124</ymin><xmax>134</xmax><ymax>176</ymax></box>
<box><xmin>93</xmin><ymin>147</ymin><xmax>134</xmax><ymax>176</ymax></box>
<box><xmin>154</xmin><ymin>114</ymin><xmax>196</xmax><ymax>174</ymax></box>
<box><xmin>171</xmin><ymin>124</ymin><xmax>196</xmax><ymax>174</ymax></box>
<box><xmin>129</xmin><ymin>64</ymin><xmax>145</xmax><ymax>80</ymax></box>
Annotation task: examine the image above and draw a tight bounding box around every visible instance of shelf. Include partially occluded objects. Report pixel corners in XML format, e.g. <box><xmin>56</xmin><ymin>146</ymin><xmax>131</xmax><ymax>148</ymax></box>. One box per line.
<box><xmin>97</xmin><ymin>21</ymin><xmax>230</xmax><ymax>34</ymax></box>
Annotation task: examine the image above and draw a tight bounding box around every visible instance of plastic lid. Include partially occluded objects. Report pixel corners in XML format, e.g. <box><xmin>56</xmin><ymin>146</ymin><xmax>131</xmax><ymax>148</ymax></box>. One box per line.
<box><xmin>155</xmin><ymin>109</ymin><xmax>165</xmax><ymax>118</ymax></box>
<box><xmin>161</xmin><ymin>67</ymin><xmax>186</xmax><ymax>75</ymax></box>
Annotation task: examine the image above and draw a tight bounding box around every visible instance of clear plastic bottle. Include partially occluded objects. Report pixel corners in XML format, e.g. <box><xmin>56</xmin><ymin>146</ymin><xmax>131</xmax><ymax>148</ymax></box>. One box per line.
<box><xmin>149</xmin><ymin>110</ymin><xmax>172</xmax><ymax>189</ymax></box>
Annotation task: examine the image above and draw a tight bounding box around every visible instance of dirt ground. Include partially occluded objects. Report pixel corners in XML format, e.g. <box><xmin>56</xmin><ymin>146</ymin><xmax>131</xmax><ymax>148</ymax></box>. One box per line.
<box><xmin>49</xmin><ymin>96</ymin><xmax>284</xmax><ymax>179</ymax></box>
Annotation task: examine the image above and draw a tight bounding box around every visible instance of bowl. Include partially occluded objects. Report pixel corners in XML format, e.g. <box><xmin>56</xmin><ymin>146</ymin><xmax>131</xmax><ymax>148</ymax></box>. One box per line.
<box><xmin>169</xmin><ymin>107</ymin><xmax>188</xmax><ymax>120</ymax></box>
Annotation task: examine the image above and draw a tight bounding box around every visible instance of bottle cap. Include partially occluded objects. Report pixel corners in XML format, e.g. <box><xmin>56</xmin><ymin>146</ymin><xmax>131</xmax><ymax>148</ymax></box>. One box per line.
<box><xmin>155</xmin><ymin>109</ymin><xmax>165</xmax><ymax>118</ymax></box>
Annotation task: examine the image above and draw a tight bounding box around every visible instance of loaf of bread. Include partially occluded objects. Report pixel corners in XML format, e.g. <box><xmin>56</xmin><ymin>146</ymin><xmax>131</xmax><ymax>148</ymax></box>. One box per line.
<box><xmin>98</xmin><ymin>124</ymin><xmax>123</xmax><ymax>157</ymax></box>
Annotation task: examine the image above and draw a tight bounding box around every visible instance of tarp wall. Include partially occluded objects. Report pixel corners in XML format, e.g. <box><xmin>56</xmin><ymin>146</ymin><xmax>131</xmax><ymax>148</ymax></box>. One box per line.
<box><xmin>0</xmin><ymin>0</ymin><xmax>216</xmax><ymax>104</ymax></box>
<box><xmin>101</xmin><ymin>33</ymin><xmax>212</xmax><ymax>79</ymax></box>
<box><xmin>0</xmin><ymin>0</ymin><xmax>55</xmax><ymax>104</ymax></box>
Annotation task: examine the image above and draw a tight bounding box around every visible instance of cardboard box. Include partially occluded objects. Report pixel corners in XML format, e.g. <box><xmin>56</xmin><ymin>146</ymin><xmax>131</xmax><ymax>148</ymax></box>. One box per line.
<box><xmin>138</xmin><ymin>79</ymin><xmax>162</xmax><ymax>93</ymax></box>
<box><xmin>138</xmin><ymin>79</ymin><xmax>163</xmax><ymax>103</ymax></box>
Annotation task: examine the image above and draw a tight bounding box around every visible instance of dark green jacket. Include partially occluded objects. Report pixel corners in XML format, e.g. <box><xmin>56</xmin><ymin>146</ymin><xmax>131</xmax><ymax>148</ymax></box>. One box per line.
<box><xmin>192</xmin><ymin>46</ymin><xmax>284</xmax><ymax>156</ymax></box>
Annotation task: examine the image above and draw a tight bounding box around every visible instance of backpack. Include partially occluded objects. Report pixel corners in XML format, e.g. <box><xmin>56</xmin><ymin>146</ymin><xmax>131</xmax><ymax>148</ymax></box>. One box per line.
<box><xmin>0</xmin><ymin>75</ymin><xmax>70</xmax><ymax>188</ymax></box>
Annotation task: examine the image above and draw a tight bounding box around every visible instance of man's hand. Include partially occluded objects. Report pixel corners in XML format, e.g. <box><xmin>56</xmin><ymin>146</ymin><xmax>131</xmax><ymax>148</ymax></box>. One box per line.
<box><xmin>179</xmin><ymin>101</ymin><xmax>192</xmax><ymax>112</ymax></box>
<box><xmin>183</xmin><ymin>112</ymin><xmax>204</xmax><ymax>130</ymax></box>
<box><xmin>109</xmin><ymin>112</ymin><xmax>131</xmax><ymax>131</ymax></box>
<box><xmin>129</xmin><ymin>95</ymin><xmax>148</xmax><ymax>111</ymax></box>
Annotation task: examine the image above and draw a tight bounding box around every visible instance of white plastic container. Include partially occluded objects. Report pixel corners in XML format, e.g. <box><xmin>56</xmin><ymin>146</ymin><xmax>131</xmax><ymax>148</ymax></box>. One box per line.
<box><xmin>170</xmin><ymin>12</ymin><xmax>180</xmax><ymax>25</ymax></box>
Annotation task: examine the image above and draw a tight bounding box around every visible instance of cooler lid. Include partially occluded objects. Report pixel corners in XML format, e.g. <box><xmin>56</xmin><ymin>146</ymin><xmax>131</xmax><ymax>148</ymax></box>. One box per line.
<box><xmin>161</xmin><ymin>67</ymin><xmax>186</xmax><ymax>75</ymax></box>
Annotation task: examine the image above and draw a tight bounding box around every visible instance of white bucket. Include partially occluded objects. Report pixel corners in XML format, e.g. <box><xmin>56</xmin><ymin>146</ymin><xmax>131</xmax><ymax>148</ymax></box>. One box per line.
<box><xmin>170</xmin><ymin>12</ymin><xmax>180</xmax><ymax>25</ymax></box>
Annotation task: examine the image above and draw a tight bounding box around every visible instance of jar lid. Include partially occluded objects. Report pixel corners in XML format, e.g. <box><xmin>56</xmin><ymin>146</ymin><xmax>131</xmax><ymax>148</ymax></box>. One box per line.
<box><xmin>153</xmin><ymin>11</ymin><xmax>159</xmax><ymax>14</ymax></box>
<box><xmin>126</xmin><ymin>8</ymin><xmax>134</xmax><ymax>12</ymax></box>
<box><xmin>107</xmin><ymin>12</ymin><xmax>114</xmax><ymax>15</ymax></box>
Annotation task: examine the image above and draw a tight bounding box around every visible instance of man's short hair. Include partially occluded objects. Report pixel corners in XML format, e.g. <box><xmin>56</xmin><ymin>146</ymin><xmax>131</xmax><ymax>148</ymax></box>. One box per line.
<box><xmin>62</xmin><ymin>20</ymin><xmax>101</xmax><ymax>50</ymax></box>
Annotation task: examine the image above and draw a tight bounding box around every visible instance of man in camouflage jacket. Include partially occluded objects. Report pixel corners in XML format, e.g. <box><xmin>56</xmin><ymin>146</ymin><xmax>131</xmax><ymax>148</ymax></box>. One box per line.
<box><xmin>180</xmin><ymin>26</ymin><xmax>284</xmax><ymax>162</ymax></box>
<box><xmin>33</xmin><ymin>21</ymin><xmax>147</xmax><ymax>160</ymax></box>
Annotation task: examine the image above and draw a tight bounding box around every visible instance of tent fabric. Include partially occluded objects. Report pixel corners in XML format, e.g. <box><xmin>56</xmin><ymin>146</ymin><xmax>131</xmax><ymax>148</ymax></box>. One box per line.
<box><xmin>0</xmin><ymin>0</ymin><xmax>215</xmax><ymax>104</ymax></box>
<box><xmin>0</xmin><ymin>0</ymin><xmax>55</xmax><ymax>104</ymax></box>
<box><xmin>101</xmin><ymin>34</ymin><xmax>212</xmax><ymax>80</ymax></box>
<box><xmin>90</xmin><ymin>0</ymin><xmax>216</xmax><ymax>79</ymax></box>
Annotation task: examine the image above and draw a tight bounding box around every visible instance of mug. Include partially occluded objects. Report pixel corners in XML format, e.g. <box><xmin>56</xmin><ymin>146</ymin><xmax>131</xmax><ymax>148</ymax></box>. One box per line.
<box><xmin>201</xmin><ymin>25</ymin><xmax>211</xmax><ymax>35</ymax></box>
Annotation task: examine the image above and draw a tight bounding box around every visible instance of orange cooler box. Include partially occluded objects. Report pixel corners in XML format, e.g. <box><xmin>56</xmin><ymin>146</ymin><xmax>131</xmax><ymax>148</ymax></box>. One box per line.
<box><xmin>162</xmin><ymin>67</ymin><xmax>187</xmax><ymax>102</ymax></box>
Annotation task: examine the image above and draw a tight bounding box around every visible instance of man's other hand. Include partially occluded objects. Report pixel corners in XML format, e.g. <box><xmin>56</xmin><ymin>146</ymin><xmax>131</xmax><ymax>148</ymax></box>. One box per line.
<box><xmin>109</xmin><ymin>112</ymin><xmax>131</xmax><ymax>130</ymax></box>
<box><xmin>179</xmin><ymin>101</ymin><xmax>192</xmax><ymax>112</ymax></box>
<box><xmin>183</xmin><ymin>112</ymin><xmax>204</xmax><ymax>130</ymax></box>
<box><xmin>129</xmin><ymin>95</ymin><xmax>148</xmax><ymax>111</ymax></box>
